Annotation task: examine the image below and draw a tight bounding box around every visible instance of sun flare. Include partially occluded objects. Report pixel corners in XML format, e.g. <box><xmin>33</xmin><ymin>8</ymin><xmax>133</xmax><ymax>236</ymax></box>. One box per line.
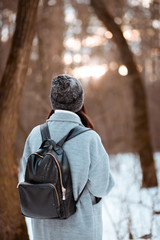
<box><xmin>73</xmin><ymin>64</ymin><xmax>108</xmax><ymax>80</ymax></box>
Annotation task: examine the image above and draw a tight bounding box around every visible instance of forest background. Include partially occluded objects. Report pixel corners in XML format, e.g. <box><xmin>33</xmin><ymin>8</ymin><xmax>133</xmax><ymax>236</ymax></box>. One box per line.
<box><xmin>0</xmin><ymin>0</ymin><xmax>159</xmax><ymax>239</ymax></box>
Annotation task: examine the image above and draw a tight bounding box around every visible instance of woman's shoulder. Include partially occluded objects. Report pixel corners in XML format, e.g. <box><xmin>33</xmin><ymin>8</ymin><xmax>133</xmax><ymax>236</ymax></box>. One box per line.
<box><xmin>88</xmin><ymin>129</ymin><xmax>100</xmax><ymax>138</ymax></box>
<box><xmin>79</xmin><ymin>127</ymin><xmax>103</xmax><ymax>145</ymax></box>
<box><xmin>26</xmin><ymin>124</ymin><xmax>41</xmax><ymax>142</ymax></box>
<box><xmin>84</xmin><ymin>128</ymin><xmax>107</xmax><ymax>154</ymax></box>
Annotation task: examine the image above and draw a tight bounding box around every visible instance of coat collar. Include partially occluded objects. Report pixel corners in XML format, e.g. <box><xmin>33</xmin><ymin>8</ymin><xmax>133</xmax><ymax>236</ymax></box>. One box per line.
<box><xmin>47</xmin><ymin>111</ymin><xmax>83</xmax><ymax>125</ymax></box>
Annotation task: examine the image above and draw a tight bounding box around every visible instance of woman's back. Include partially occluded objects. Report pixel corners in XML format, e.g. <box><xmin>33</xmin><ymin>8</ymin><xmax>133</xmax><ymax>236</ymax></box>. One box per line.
<box><xmin>21</xmin><ymin>74</ymin><xmax>114</xmax><ymax>240</ymax></box>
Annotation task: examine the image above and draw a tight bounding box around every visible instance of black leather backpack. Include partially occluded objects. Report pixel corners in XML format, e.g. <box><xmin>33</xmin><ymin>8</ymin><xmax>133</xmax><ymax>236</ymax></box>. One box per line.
<box><xmin>18</xmin><ymin>122</ymin><xmax>90</xmax><ymax>219</ymax></box>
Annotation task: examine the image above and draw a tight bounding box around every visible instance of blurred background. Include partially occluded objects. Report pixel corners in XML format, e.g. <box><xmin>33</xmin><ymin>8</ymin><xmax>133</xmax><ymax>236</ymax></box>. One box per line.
<box><xmin>0</xmin><ymin>0</ymin><xmax>160</xmax><ymax>156</ymax></box>
<box><xmin>0</xmin><ymin>0</ymin><xmax>160</xmax><ymax>239</ymax></box>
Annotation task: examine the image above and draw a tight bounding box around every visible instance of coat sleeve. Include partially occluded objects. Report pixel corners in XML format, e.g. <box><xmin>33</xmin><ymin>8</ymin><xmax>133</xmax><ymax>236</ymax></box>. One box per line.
<box><xmin>87</xmin><ymin>133</ymin><xmax>115</xmax><ymax>198</ymax></box>
<box><xmin>21</xmin><ymin>134</ymin><xmax>32</xmax><ymax>181</ymax></box>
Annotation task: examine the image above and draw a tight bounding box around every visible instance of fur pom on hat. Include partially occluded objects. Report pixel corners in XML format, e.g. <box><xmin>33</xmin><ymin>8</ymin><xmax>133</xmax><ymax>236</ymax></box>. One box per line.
<box><xmin>50</xmin><ymin>74</ymin><xmax>84</xmax><ymax>112</ymax></box>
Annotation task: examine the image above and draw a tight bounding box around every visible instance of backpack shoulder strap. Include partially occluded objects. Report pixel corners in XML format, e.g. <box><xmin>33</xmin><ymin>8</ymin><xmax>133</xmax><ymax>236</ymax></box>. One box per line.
<box><xmin>57</xmin><ymin>126</ymin><xmax>91</xmax><ymax>147</ymax></box>
<box><xmin>67</xmin><ymin>126</ymin><xmax>91</xmax><ymax>142</ymax></box>
<box><xmin>40</xmin><ymin>123</ymin><xmax>91</xmax><ymax>146</ymax></box>
<box><xmin>40</xmin><ymin>122</ymin><xmax>51</xmax><ymax>141</ymax></box>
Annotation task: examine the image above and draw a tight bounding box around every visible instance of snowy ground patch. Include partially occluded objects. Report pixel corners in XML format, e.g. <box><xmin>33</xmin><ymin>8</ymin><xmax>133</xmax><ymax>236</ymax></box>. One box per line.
<box><xmin>102</xmin><ymin>153</ymin><xmax>160</xmax><ymax>240</ymax></box>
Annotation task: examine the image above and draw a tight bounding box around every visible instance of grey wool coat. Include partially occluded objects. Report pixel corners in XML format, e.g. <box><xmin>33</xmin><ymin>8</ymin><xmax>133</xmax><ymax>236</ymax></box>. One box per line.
<box><xmin>21</xmin><ymin>111</ymin><xmax>114</xmax><ymax>240</ymax></box>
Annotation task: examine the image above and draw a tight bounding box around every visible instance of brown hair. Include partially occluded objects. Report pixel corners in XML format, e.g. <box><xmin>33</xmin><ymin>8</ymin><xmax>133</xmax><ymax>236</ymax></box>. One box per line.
<box><xmin>47</xmin><ymin>105</ymin><xmax>95</xmax><ymax>130</ymax></box>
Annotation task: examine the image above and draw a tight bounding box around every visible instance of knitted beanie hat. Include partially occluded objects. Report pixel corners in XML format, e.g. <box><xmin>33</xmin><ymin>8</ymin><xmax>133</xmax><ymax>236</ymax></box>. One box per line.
<box><xmin>50</xmin><ymin>74</ymin><xmax>84</xmax><ymax>112</ymax></box>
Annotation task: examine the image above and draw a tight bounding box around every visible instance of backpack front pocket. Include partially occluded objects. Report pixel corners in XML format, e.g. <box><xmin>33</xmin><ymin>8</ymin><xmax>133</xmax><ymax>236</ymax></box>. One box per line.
<box><xmin>18</xmin><ymin>182</ymin><xmax>60</xmax><ymax>219</ymax></box>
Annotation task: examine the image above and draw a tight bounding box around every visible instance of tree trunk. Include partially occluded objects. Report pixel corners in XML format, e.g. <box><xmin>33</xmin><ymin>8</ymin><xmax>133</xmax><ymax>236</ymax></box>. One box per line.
<box><xmin>91</xmin><ymin>0</ymin><xmax>158</xmax><ymax>188</ymax></box>
<box><xmin>0</xmin><ymin>0</ymin><xmax>39</xmax><ymax>239</ymax></box>
<box><xmin>37</xmin><ymin>0</ymin><xmax>65</xmax><ymax>100</ymax></box>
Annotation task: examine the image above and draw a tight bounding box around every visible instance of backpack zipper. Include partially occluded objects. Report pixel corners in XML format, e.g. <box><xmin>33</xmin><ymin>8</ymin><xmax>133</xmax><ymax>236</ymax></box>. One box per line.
<box><xmin>46</xmin><ymin>152</ymin><xmax>66</xmax><ymax>200</ymax></box>
<box><xmin>30</xmin><ymin>152</ymin><xmax>66</xmax><ymax>200</ymax></box>
<box><xmin>32</xmin><ymin>153</ymin><xmax>44</xmax><ymax>158</ymax></box>
<box><xmin>49</xmin><ymin>183</ymin><xmax>60</xmax><ymax>206</ymax></box>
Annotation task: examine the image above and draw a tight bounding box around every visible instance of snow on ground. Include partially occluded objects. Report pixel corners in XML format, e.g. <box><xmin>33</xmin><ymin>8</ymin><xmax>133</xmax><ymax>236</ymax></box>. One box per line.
<box><xmin>102</xmin><ymin>153</ymin><xmax>160</xmax><ymax>240</ymax></box>
<box><xmin>20</xmin><ymin>153</ymin><xmax>160</xmax><ymax>240</ymax></box>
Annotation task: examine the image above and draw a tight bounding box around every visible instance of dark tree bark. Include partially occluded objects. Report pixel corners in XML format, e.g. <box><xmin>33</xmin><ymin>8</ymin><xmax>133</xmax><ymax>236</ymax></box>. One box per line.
<box><xmin>0</xmin><ymin>0</ymin><xmax>39</xmax><ymax>239</ymax></box>
<box><xmin>91</xmin><ymin>0</ymin><xmax>158</xmax><ymax>188</ymax></box>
